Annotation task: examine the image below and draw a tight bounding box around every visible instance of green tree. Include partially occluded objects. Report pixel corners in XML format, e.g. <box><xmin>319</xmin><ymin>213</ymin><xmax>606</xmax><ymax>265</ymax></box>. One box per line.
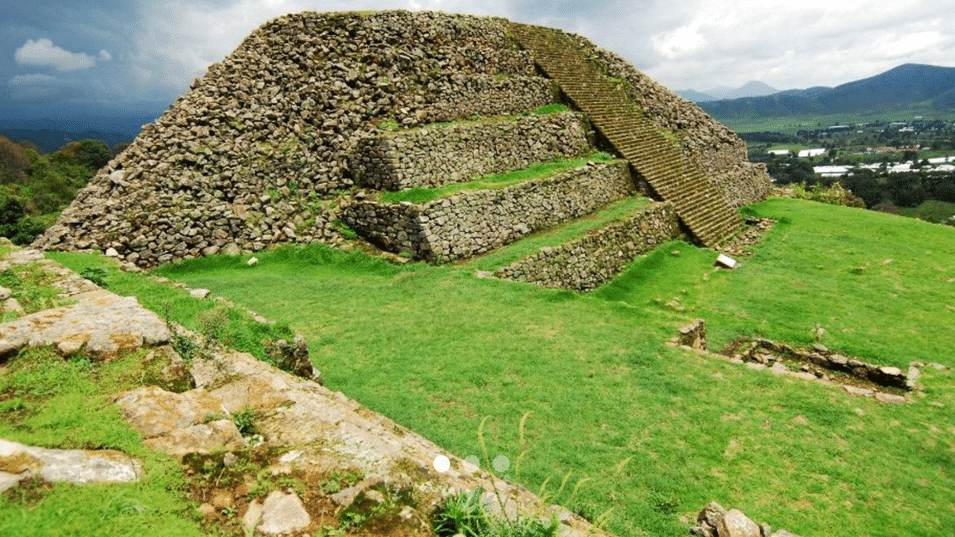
<box><xmin>885</xmin><ymin>172</ymin><xmax>926</xmax><ymax>207</ymax></box>
<box><xmin>0</xmin><ymin>136</ymin><xmax>30</xmax><ymax>183</ymax></box>
<box><xmin>57</xmin><ymin>140</ymin><xmax>110</xmax><ymax>170</ymax></box>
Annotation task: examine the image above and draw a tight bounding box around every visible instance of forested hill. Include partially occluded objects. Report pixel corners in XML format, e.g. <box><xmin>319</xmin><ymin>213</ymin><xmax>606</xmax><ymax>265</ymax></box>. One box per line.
<box><xmin>699</xmin><ymin>64</ymin><xmax>955</xmax><ymax>118</ymax></box>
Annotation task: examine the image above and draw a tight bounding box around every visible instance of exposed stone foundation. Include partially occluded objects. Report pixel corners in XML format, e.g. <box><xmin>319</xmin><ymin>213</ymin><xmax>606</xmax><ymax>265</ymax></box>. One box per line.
<box><xmin>494</xmin><ymin>201</ymin><xmax>681</xmax><ymax>291</ymax></box>
<box><xmin>342</xmin><ymin>161</ymin><xmax>635</xmax><ymax>262</ymax></box>
<box><xmin>351</xmin><ymin>111</ymin><xmax>590</xmax><ymax>191</ymax></box>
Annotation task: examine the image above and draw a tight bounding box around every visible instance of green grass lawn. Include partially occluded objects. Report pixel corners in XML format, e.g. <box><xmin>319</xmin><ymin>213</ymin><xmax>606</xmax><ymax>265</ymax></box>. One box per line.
<box><xmin>49</xmin><ymin>198</ymin><xmax>955</xmax><ymax>536</ymax></box>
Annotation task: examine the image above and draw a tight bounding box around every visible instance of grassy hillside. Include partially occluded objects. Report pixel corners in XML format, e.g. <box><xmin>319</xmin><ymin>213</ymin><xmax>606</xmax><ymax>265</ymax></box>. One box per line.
<box><xmin>50</xmin><ymin>198</ymin><xmax>955</xmax><ymax>536</ymax></box>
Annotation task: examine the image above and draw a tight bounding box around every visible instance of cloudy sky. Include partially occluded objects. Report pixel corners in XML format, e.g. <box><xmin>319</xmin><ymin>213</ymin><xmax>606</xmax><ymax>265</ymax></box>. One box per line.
<box><xmin>2</xmin><ymin>0</ymin><xmax>954</xmax><ymax>120</ymax></box>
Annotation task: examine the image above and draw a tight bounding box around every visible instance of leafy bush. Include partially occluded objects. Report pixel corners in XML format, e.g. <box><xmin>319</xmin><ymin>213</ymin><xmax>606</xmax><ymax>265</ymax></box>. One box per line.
<box><xmin>788</xmin><ymin>182</ymin><xmax>865</xmax><ymax>208</ymax></box>
<box><xmin>0</xmin><ymin>138</ymin><xmax>108</xmax><ymax>244</ymax></box>
<box><xmin>79</xmin><ymin>267</ymin><xmax>108</xmax><ymax>288</ymax></box>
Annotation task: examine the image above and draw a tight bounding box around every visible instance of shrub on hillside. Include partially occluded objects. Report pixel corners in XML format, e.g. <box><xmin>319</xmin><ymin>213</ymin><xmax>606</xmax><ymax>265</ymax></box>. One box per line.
<box><xmin>789</xmin><ymin>182</ymin><xmax>865</xmax><ymax>208</ymax></box>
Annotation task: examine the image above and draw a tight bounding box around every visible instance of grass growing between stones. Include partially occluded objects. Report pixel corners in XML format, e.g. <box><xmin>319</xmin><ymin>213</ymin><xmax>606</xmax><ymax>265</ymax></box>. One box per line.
<box><xmin>0</xmin><ymin>347</ymin><xmax>203</xmax><ymax>536</ymax></box>
<box><xmin>45</xmin><ymin>198</ymin><xmax>955</xmax><ymax>536</ymax></box>
<box><xmin>379</xmin><ymin>153</ymin><xmax>615</xmax><ymax>204</ymax></box>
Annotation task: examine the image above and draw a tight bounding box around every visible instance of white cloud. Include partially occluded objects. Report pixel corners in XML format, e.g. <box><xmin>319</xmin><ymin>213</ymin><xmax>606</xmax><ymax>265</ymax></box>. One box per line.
<box><xmin>14</xmin><ymin>38</ymin><xmax>110</xmax><ymax>72</ymax></box>
<box><xmin>651</xmin><ymin>21</ymin><xmax>705</xmax><ymax>58</ymax></box>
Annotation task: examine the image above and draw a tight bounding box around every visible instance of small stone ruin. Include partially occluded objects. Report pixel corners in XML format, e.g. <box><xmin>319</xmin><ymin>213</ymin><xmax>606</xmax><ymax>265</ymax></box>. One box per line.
<box><xmin>689</xmin><ymin>501</ymin><xmax>801</xmax><ymax>537</ymax></box>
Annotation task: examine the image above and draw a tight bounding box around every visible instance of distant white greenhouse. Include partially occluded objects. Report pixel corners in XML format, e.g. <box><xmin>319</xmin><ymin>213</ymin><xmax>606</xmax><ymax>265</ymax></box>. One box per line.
<box><xmin>798</xmin><ymin>148</ymin><xmax>826</xmax><ymax>158</ymax></box>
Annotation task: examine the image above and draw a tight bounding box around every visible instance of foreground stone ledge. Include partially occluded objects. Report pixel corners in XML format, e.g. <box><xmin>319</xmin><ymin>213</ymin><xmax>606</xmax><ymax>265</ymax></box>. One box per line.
<box><xmin>0</xmin><ymin>289</ymin><xmax>170</xmax><ymax>360</ymax></box>
<box><xmin>118</xmin><ymin>349</ymin><xmax>612</xmax><ymax>536</ymax></box>
<box><xmin>0</xmin><ymin>438</ymin><xmax>142</xmax><ymax>493</ymax></box>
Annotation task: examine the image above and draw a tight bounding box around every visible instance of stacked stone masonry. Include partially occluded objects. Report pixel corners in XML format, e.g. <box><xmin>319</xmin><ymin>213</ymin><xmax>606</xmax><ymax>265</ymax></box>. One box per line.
<box><xmin>510</xmin><ymin>23</ymin><xmax>744</xmax><ymax>247</ymax></box>
<box><xmin>32</xmin><ymin>10</ymin><xmax>770</xmax><ymax>268</ymax></box>
<box><xmin>33</xmin><ymin>11</ymin><xmax>553</xmax><ymax>267</ymax></box>
<box><xmin>494</xmin><ymin>202</ymin><xmax>681</xmax><ymax>291</ymax></box>
<box><xmin>351</xmin><ymin>111</ymin><xmax>591</xmax><ymax>190</ymax></box>
<box><xmin>341</xmin><ymin>161</ymin><xmax>635</xmax><ymax>263</ymax></box>
<box><xmin>568</xmin><ymin>35</ymin><xmax>772</xmax><ymax>207</ymax></box>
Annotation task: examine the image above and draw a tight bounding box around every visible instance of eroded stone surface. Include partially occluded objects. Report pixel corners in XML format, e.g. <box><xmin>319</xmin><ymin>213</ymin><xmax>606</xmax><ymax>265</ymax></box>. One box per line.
<box><xmin>717</xmin><ymin>509</ymin><xmax>760</xmax><ymax>537</ymax></box>
<box><xmin>0</xmin><ymin>288</ymin><xmax>169</xmax><ymax>360</ymax></box>
<box><xmin>115</xmin><ymin>386</ymin><xmax>244</xmax><ymax>458</ymax></box>
<box><xmin>258</xmin><ymin>491</ymin><xmax>311</xmax><ymax>535</ymax></box>
<box><xmin>136</xmin><ymin>349</ymin><xmax>609</xmax><ymax>536</ymax></box>
<box><xmin>0</xmin><ymin>438</ymin><xmax>142</xmax><ymax>488</ymax></box>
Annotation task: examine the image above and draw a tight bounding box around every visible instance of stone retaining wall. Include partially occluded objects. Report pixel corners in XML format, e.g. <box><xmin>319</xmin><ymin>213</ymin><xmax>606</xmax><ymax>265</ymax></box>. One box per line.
<box><xmin>342</xmin><ymin>161</ymin><xmax>635</xmax><ymax>262</ymax></box>
<box><xmin>494</xmin><ymin>201</ymin><xmax>681</xmax><ymax>291</ymax></box>
<box><xmin>351</xmin><ymin>111</ymin><xmax>590</xmax><ymax>190</ymax></box>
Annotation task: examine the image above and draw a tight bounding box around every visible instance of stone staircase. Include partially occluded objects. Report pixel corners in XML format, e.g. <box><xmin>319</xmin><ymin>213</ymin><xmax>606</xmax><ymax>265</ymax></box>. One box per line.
<box><xmin>510</xmin><ymin>23</ymin><xmax>741</xmax><ymax>247</ymax></box>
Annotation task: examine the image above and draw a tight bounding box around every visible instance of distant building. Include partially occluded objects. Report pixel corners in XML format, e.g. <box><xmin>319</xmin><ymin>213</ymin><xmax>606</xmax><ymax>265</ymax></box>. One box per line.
<box><xmin>768</xmin><ymin>149</ymin><xmax>791</xmax><ymax>156</ymax></box>
<box><xmin>798</xmin><ymin>148</ymin><xmax>826</xmax><ymax>158</ymax></box>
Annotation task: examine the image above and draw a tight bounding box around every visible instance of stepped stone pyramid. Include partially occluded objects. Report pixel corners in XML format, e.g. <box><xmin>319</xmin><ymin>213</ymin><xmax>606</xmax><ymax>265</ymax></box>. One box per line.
<box><xmin>34</xmin><ymin>10</ymin><xmax>771</xmax><ymax>287</ymax></box>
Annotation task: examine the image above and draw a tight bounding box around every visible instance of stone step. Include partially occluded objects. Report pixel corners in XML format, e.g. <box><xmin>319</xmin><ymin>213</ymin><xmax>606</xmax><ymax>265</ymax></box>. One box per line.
<box><xmin>511</xmin><ymin>22</ymin><xmax>741</xmax><ymax>246</ymax></box>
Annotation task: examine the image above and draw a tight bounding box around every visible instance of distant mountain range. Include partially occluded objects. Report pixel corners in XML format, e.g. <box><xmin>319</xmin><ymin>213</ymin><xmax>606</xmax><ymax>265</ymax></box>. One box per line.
<box><xmin>0</xmin><ymin>103</ymin><xmax>165</xmax><ymax>152</ymax></box>
<box><xmin>677</xmin><ymin>81</ymin><xmax>779</xmax><ymax>102</ymax></box>
<box><xmin>688</xmin><ymin>64</ymin><xmax>955</xmax><ymax>119</ymax></box>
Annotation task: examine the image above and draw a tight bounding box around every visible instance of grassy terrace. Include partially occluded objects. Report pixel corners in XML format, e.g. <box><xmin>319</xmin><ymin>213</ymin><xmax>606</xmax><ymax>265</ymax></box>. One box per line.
<box><xmin>379</xmin><ymin>152</ymin><xmax>615</xmax><ymax>204</ymax></box>
<box><xmin>466</xmin><ymin>195</ymin><xmax>651</xmax><ymax>271</ymax></box>
<box><xmin>43</xmin><ymin>198</ymin><xmax>955</xmax><ymax>536</ymax></box>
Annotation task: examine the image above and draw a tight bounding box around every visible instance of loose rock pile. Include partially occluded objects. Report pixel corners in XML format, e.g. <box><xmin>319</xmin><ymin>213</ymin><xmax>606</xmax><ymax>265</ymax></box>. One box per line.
<box><xmin>733</xmin><ymin>339</ymin><xmax>911</xmax><ymax>391</ymax></box>
<box><xmin>689</xmin><ymin>501</ymin><xmax>801</xmax><ymax>537</ymax></box>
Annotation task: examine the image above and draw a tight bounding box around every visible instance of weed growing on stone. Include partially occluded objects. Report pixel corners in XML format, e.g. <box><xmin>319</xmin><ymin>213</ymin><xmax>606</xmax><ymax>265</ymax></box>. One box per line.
<box><xmin>432</xmin><ymin>487</ymin><xmax>559</xmax><ymax>537</ymax></box>
<box><xmin>229</xmin><ymin>406</ymin><xmax>259</xmax><ymax>437</ymax></box>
